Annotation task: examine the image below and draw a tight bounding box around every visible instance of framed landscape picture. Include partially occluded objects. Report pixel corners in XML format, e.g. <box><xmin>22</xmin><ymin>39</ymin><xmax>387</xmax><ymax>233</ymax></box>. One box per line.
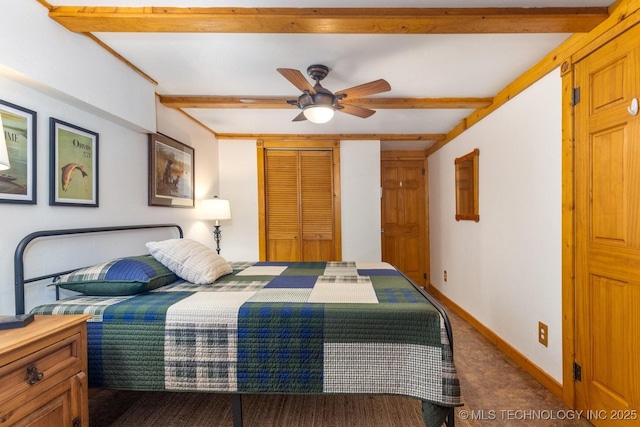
<box><xmin>49</xmin><ymin>118</ymin><xmax>99</xmax><ymax>207</ymax></box>
<box><xmin>0</xmin><ymin>99</ymin><xmax>37</xmax><ymax>204</ymax></box>
<box><xmin>148</xmin><ymin>133</ymin><xmax>194</xmax><ymax>208</ymax></box>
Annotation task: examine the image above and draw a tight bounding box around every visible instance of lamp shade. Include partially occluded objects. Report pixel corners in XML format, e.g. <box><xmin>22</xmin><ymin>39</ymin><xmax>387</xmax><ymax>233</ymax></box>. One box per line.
<box><xmin>0</xmin><ymin>113</ymin><xmax>10</xmax><ymax>171</ymax></box>
<box><xmin>202</xmin><ymin>197</ymin><xmax>231</xmax><ymax>221</ymax></box>
<box><xmin>303</xmin><ymin>105</ymin><xmax>335</xmax><ymax>124</ymax></box>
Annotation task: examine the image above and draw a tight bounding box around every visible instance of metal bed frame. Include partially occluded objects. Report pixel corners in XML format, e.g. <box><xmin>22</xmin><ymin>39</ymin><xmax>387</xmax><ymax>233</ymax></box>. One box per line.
<box><xmin>13</xmin><ymin>223</ymin><xmax>456</xmax><ymax>427</ymax></box>
<box><xmin>14</xmin><ymin>224</ymin><xmax>184</xmax><ymax>315</ymax></box>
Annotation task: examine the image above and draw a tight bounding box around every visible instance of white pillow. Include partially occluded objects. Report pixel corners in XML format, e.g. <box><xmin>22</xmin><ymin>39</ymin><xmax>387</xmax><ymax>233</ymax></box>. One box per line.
<box><xmin>146</xmin><ymin>238</ymin><xmax>232</xmax><ymax>285</ymax></box>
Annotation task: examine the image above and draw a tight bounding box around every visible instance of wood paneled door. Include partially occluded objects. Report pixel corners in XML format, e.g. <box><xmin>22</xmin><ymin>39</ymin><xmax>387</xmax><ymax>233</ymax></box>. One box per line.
<box><xmin>257</xmin><ymin>141</ymin><xmax>342</xmax><ymax>262</ymax></box>
<box><xmin>574</xmin><ymin>23</ymin><xmax>640</xmax><ymax>425</ymax></box>
<box><xmin>381</xmin><ymin>156</ymin><xmax>427</xmax><ymax>286</ymax></box>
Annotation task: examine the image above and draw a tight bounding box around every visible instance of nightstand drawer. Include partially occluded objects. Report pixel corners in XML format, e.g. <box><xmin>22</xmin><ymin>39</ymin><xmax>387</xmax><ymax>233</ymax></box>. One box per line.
<box><xmin>0</xmin><ymin>315</ymin><xmax>89</xmax><ymax>426</ymax></box>
<box><xmin>0</xmin><ymin>332</ymin><xmax>82</xmax><ymax>405</ymax></box>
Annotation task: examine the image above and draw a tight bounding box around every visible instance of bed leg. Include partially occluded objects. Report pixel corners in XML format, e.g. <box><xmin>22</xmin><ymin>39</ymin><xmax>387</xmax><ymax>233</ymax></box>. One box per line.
<box><xmin>232</xmin><ymin>394</ymin><xmax>243</xmax><ymax>427</ymax></box>
<box><xmin>445</xmin><ymin>409</ymin><xmax>456</xmax><ymax>427</ymax></box>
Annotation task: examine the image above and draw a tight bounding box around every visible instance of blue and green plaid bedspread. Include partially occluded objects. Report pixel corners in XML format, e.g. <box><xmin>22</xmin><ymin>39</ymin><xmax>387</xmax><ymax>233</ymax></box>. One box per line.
<box><xmin>31</xmin><ymin>261</ymin><xmax>461</xmax><ymax>425</ymax></box>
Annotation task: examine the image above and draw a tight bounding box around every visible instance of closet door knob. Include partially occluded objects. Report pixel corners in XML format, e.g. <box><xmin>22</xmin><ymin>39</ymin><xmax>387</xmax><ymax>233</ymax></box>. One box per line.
<box><xmin>629</xmin><ymin>98</ymin><xmax>638</xmax><ymax>116</ymax></box>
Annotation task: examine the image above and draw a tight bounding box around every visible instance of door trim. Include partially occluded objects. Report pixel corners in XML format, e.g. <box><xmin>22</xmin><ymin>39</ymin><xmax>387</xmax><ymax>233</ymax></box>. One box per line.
<box><xmin>561</xmin><ymin>64</ymin><xmax>577</xmax><ymax>408</ymax></box>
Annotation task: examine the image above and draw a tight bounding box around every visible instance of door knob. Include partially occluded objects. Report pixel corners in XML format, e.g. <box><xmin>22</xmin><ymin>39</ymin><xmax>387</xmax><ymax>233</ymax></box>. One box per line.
<box><xmin>629</xmin><ymin>98</ymin><xmax>638</xmax><ymax>116</ymax></box>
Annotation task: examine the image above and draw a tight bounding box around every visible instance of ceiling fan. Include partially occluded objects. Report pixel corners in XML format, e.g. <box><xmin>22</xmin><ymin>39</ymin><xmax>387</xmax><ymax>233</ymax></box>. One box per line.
<box><xmin>277</xmin><ymin>64</ymin><xmax>391</xmax><ymax>124</ymax></box>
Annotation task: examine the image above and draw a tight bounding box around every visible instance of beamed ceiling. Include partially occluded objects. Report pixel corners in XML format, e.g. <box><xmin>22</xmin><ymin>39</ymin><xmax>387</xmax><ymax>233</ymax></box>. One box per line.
<box><xmin>40</xmin><ymin>0</ymin><xmax>614</xmax><ymax>150</ymax></box>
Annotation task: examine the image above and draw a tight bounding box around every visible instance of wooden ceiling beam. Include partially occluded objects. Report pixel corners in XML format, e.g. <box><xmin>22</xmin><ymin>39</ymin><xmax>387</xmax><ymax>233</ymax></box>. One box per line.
<box><xmin>49</xmin><ymin>7</ymin><xmax>608</xmax><ymax>34</ymax></box>
<box><xmin>159</xmin><ymin>96</ymin><xmax>295</xmax><ymax>109</ymax></box>
<box><xmin>341</xmin><ymin>97</ymin><xmax>493</xmax><ymax>109</ymax></box>
<box><xmin>214</xmin><ymin>133</ymin><xmax>445</xmax><ymax>141</ymax></box>
<box><xmin>158</xmin><ymin>95</ymin><xmax>493</xmax><ymax>110</ymax></box>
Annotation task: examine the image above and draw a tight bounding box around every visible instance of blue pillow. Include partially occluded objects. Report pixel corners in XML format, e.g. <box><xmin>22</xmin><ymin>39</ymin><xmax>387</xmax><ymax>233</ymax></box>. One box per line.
<box><xmin>52</xmin><ymin>255</ymin><xmax>178</xmax><ymax>296</ymax></box>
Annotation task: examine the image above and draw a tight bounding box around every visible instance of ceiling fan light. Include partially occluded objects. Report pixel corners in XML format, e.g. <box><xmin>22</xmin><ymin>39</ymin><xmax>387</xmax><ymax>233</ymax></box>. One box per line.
<box><xmin>303</xmin><ymin>105</ymin><xmax>335</xmax><ymax>124</ymax></box>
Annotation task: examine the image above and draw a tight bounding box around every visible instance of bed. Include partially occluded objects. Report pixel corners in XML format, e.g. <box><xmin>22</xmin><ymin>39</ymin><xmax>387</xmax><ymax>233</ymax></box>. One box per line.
<box><xmin>14</xmin><ymin>224</ymin><xmax>462</xmax><ymax>427</ymax></box>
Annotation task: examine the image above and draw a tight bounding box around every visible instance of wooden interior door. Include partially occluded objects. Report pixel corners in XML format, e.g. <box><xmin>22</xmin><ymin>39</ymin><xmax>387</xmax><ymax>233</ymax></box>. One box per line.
<box><xmin>261</xmin><ymin>144</ymin><xmax>341</xmax><ymax>262</ymax></box>
<box><xmin>381</xmin><ymin>159</ymin><xmax>426</xmax><ymax>285</ymax></box>
<box><xmin>574</xmin><ymin>24</ymin><xmax>640</xmax><ymax>425</ymax></box>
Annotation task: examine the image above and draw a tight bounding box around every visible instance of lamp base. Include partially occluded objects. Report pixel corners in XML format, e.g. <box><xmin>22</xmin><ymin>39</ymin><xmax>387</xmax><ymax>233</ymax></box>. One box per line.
<box><xmin>213</xmin><ymin>225</ymin><xmax>222</xmax><ymax>254</ymax></box>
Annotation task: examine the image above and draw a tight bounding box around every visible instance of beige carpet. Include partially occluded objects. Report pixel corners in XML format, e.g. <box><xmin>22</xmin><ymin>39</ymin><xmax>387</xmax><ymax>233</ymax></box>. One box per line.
<box><xmin>89</xmin><ymin>390</ymin><xmax>477</xmax><ymax>427</ymax></box>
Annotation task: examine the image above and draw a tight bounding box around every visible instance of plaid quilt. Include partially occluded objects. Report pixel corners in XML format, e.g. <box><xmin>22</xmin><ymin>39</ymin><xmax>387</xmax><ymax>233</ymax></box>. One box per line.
<box><xmin>31</xmin><ymin>261</ymin><xmax>462</xmax><ymax>426</ymax></box>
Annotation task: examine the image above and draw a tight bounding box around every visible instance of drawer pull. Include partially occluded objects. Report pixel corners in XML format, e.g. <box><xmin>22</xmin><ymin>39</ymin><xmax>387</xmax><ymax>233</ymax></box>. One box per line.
<box><xmin>26</xmin><ymin>364</ymin><xmax>44</xmax><ymax>385</ymax></box>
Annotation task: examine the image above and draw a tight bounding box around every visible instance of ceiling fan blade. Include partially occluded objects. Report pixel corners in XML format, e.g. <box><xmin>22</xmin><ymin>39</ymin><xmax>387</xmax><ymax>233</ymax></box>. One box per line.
<box><xmin>335</xmin><ymin>79</ymin><xmax>391</xmax><ymax>99</ymax></box>
<box><xmin>338</xmin><ymin>103</ymin><xmax>376</xmax><ymax>119</ymax></box>
<box><xmin>277</xmin><ymin>68</ymin><xmax>316</xmax><ymax>95</ymax></box>
<box><xmin>292</xmin><ymin>111</ymin><xmax>308</xmax><ymax>122</ymax></box>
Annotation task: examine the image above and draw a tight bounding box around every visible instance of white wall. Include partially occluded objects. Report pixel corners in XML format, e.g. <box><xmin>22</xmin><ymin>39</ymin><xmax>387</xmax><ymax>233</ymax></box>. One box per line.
<box><xmin>218</xmin><ymin>140</ymin><xmax>260</xmax><ymax>261</ymax></box>
<box><xmin>340</xmin><ymin>140</ymin><xmax>381</xmax><ymax>261</ymax></box>
<box><xmin>0</xmin><ymin>1</ymin><xmax>219</xmax><ymax>315</ymax></box>
<box><xmin>429</xmin><ymin>70</ymin><xmax>562</xmax><ymax>382</ymax></box>
<box><xmin>218</xmin><ymin>140</ymin><xmax>382</xmax><ymax>261</ymax></box>
<box><xmin>0</xmin><ymin>0</ymin><xmax>155</xmax><ymax>132</ymax></box>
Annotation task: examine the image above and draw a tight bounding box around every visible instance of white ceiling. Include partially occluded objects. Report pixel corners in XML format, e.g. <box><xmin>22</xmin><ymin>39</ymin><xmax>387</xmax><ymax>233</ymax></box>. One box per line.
<box><xmin>45</xmin><ymin>0</ymin><xmax>614</xmax><ymax>150</ymax></box>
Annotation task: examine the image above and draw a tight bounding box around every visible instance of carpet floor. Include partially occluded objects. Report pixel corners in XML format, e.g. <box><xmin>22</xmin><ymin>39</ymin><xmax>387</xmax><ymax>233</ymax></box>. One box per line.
<box><xmin>89</xmin><ymin>389</ymin><xmax>473</xmax><ymax>427</ymax></box>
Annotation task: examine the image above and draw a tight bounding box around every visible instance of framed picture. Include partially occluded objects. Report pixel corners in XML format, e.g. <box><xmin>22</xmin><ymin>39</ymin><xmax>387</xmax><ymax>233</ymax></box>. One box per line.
<box><xmin>49</xmin><ymin>118</ymin><xmax>99</xmax><ymax>207</ymax></box>
<box><xmin>148</xmin><ymin>133</ymin><xmax>195</xmax><ymax>208</ymax></box>
<box><xmin>0</xmin><ymin>99</ymin><xmax>37</xmax><ymax>204</ymax></box>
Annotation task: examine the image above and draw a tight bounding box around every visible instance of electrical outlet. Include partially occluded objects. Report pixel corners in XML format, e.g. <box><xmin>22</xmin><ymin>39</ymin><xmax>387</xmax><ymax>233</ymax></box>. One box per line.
<box><xmin>538</xmin><ymin>322</ymin><xmax>548</xmax><ymax>347</ymax></box>
<box><xmin>444</xmin><ymin>270</ymin><xmax>447</xmax><ymax>282</ymax></box>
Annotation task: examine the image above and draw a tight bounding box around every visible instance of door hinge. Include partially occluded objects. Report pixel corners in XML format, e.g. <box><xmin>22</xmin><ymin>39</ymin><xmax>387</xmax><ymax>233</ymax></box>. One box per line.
<box><xmin>572</xmin><ymin>87</ymin><xmax>581</xmax><ymax>105</ymax></box>
<box><xmin>423</xmin><ymin>273</ymin><xmax>427</xmax><ymax>280</ymax></box>
<box><xmin>422</xmin><ymin>168</ymin><xmax>425</xmax><ymax>175</ymax></box>
<box><xmin>573</xmin><ymin>362</ymin><xmax>582</xmax><ymax>382</ymax></box>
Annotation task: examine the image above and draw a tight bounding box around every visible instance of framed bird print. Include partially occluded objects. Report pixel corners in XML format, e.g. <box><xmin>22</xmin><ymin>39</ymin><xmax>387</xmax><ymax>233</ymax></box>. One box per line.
<box><xmin>148</xmin><ymin>133</ymin><xmax>195</xmax><ymax>208</ymax></box>
<box><xmin>49</xmin><ymin>118</ymin><xmax>99</xmax><ymax>207</ymax></box>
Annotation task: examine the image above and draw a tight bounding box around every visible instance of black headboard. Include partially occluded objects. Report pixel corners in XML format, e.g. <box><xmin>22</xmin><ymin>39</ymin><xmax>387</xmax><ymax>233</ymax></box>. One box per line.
<box><xmin>14</xmin><ymin>223</ymin><xmax>183</xmax><ymax>314</ymax></box>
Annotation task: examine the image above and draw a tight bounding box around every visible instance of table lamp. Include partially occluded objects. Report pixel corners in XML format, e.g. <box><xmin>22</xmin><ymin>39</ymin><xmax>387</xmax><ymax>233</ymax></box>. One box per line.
<box><xmin>202</xmin><ymin>196</ymin><xmax>231</xmax><ymax>254</ymax></box>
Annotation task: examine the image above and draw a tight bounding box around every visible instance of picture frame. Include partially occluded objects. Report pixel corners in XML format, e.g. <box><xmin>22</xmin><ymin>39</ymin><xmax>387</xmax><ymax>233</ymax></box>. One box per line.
<box><xmin>148</xmin><ymin>133</ymin><xmax>195</xmax><ymax>208</ymax></box>
<box><xmin>454</xmin><ymin>148</ymin><xmax>479</xmax><ymax>222</ymax></box>
<box><xmin>0</xmin><ymin>99</ymin><xmax>37</xmax><ymax>204</ymax></box>
<box><xmin>49</xmin><ymin>118</ymin><xmax>99</xmax><ymax>207</ymax></box>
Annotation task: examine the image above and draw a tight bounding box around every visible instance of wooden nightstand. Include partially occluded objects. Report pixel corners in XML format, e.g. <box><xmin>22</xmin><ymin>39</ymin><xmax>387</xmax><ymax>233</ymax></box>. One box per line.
<box><xmin>0</xmin><ymin>315</ymin><xmax>91</xmax><ymax>427</ymax></box>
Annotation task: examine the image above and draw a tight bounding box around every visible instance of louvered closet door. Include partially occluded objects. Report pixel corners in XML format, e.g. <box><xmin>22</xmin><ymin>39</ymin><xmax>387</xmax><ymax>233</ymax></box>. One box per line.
<box><xmin>265</xmin><ymin>150</ymin><xmax>301</xmax><ymax>261</ymax></box>
<box><xmin>300</xmin><ymin>151</ymin><xmax>335</xmax><ymax>261</ymax></box>
<box><xmin>265</xmin><ymin>150</ymin><xmax>336</xmax><ymax>261</ymax></box>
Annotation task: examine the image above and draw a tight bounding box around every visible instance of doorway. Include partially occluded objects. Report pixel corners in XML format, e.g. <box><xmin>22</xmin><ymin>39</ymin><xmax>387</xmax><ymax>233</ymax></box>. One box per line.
<box><xmin>571</xmin><ymin>23</ymin><xmax>640</xmax><ymax>425</ymax></box>
<box><xmin>380</xmin><ymin>151</ymin><xmax>428</xmax><ymax>286</ymax></box>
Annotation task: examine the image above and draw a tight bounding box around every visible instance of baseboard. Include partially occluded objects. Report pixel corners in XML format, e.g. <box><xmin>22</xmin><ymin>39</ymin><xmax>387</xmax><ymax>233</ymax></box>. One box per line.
<box><xmin>427</xmin><ymin>284</ymin><xmax>564</xmax><ymax>400</ymax></box>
